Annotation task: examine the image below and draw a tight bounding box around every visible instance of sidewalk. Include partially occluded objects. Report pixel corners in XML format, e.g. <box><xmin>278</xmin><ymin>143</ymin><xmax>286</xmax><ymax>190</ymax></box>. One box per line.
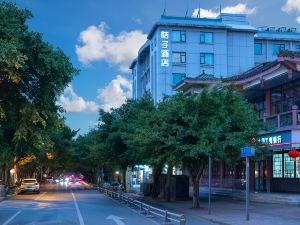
<box><xmin>141</xmin><ymin>196</ymin><xmax>300</xmax><ymax>225</ymax></box>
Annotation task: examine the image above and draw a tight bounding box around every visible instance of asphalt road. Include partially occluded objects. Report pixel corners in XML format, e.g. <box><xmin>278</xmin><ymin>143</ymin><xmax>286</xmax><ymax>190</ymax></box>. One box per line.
<box><xmin>0</xmin><ymin>184</ymin><xmax>160</xmax><ymax>225</ymax></box>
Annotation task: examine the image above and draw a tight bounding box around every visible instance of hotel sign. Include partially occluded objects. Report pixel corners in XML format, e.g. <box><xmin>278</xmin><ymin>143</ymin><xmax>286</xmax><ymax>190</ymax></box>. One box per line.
<box><xmin>160</xmin><ymin>31</ymin><xmax>169</xmax><ymax>67</ymax></box>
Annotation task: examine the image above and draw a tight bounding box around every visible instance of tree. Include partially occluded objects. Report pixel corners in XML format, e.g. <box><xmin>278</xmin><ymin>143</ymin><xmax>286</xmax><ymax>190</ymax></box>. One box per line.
<box><xmin>153</xmin><ymin>88</ymin><xmax>261</xmax><ymax>208</ymax></box>
<box><xmin>0</xmin><ymin>2</ymin><xmax>78</xmax><ymax>184</ymax></box>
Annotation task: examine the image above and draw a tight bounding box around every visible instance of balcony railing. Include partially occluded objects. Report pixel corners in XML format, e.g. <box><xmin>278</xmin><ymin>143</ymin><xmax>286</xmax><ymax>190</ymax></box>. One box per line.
<box><xmin>263</xmin><ymin>105</ymin><xmax>300</xmax><ymax>131</ymax></box>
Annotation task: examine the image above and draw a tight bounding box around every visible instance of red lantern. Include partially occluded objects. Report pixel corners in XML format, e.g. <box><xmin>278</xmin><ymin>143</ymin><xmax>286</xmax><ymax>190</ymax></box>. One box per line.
<box><xmin>288</xmin><ymin>149</ymin><xmax>300</xmax><ymax>161</ymax></box>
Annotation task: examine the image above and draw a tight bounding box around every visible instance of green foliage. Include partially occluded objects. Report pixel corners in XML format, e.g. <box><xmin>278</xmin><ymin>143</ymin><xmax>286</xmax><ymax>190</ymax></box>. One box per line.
<box><xmin>0</xmin><ymin>2</ymin><xmax>78</xmax><ymax>183</ymax></box>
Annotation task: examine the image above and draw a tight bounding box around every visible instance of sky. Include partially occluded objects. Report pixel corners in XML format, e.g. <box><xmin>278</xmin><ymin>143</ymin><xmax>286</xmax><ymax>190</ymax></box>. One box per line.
<box><xmin>7</xmin><ymin>0</ymin><xmax>300</xmax><ymax>135</ymax></box>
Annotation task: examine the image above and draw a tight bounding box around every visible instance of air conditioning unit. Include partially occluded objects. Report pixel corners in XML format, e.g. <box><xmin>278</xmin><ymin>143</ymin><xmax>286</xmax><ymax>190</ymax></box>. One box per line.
<box><xmin>288</xmin><ymin>28</ymin><xmax>297</xmax><ymax>32</ymax></box>
<box><xmin>280</xmin><ymin>27</ymin><xmax>287</xmax><ymax>32</ymax></box>
<box><xmin>267</xmin><ymin>26</ymin><xmax>276</xmax><ymax>32</ymax></box>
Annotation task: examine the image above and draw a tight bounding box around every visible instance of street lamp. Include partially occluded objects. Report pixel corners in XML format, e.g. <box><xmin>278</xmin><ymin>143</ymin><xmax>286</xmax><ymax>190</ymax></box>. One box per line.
<box><xmin>115</xmin><ymin>171</ymin><xmax>119</xmax><ymax>175</ymax></box>
<box><xmin>10</xmin><ymin>168</ymin><xmax>15</xmax><ymax>174</ymax></box>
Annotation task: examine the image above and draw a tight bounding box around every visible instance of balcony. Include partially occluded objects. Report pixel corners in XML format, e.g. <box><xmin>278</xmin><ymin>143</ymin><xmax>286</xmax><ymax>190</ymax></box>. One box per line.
<box><xmin>263</xmin><ymin>105</ymin><xmax>300</xmax><ymax>131</ymax></box>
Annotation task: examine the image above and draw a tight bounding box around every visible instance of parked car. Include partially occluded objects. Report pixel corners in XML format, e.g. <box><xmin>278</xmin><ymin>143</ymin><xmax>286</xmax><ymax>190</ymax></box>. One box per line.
<box><xmin>20</xmin><ymin>178</ymin><xmax>40</xmax><ymax>194</ymax></box>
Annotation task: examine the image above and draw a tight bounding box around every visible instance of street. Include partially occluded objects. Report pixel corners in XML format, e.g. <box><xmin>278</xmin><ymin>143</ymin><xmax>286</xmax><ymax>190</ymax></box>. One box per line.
<box><xmin>0</xmin><ymin>184</ymin><xmax>160</xmax><ymax>225</ymax></box>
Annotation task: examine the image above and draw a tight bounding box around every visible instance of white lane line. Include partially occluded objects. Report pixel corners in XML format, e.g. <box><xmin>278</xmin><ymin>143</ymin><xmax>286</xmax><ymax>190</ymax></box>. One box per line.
<box><xmin>34</xmin><ymin>192</ymin><xmax>47</xmax><ymax>201</ymax></box>
<box><xmin>2</xmin><ymin>210</ymin><xmax>22</xmax><ymax>225</ymax></box>
<box><xmin>71</xmin><ymin>191</ymin><xmax>85</xmax><ymax>225</ymax></box>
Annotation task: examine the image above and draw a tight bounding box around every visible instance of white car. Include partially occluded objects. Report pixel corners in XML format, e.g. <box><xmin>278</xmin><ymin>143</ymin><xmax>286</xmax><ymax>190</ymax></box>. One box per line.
<box><xmin>20</xmin><ymin>178</ymin><xmax>40</xmax><ymax>194</ymax></box>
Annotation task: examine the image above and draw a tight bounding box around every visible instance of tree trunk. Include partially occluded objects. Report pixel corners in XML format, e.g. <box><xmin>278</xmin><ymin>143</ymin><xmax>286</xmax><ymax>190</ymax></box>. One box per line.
<box><xmin>192</xmin><ymin>175</ymin><xmax>200</xmax><ymax>208</ymax></box>
<box><xmin>151</xmin><ymin>165</ymin><xmax>163</xmax><ymax>198</ymax></box>
<box><xmin>165</xmin><ymin>164</ymin><xmax>172</xmax><ymax>202</ymax></box>
<box><xmin>121</xmin><ymin>169</ymin><xmax>126</xmax><ymax>190</ymax></box>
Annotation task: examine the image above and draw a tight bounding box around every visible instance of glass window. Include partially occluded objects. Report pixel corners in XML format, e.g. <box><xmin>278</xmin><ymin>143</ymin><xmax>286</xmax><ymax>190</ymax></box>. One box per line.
<box><xmin>296</xmin><ymin>157</ymin><xmax>300</xmax><ymax>178</ymax></box>
<box><xmin>284</xmin><ymin>153</ymin><xmax>295</xmax><ymax>178</ymax></box>
<box><xmin>200</xmin><ymin>53</ymin><xmax>214</xmax><ymax>65</ymax></box>
<box><xmin>172</xmin><ymin>73</ymin><xmax>186</xmax><ymax>85</ymax></box>
<box><xmin>273</xmin><ymin>44</ymin><xmax>285</xmax><ymax>55</ymax></box>
<box><xmin>172</xmin><ymin>52</ymin><xmax>186</xmax><ymax>64</ymax></box>
<box><xmin>273</xmin><ymin>154</ymin><xmax>282</xmax><ymax>178</ymax></box>
<box><xmin>200</xmin><ymin>32</ymin><xmax>213</xmax><ymax>44</ymax></box>
<box><xmin>172</xmin><ymin>30</ymin><xmax>186</xmax><ymax>42</ymax></box>
<box><xmin>296</xmin><ymin>45</ymin><xmax>300</xmax><ymax>52</ymax></box>
<box><xmin>254</xmin><ymin>43</ymin><xmax>262</xmax><ymax>55</ymax></box>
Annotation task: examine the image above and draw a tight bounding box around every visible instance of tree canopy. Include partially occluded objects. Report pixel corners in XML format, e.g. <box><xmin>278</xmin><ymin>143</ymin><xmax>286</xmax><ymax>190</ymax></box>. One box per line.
<box><xmin>0</xmin><ymin>2</ymin><xmax>78</xmax><ymax>184</ymax></box>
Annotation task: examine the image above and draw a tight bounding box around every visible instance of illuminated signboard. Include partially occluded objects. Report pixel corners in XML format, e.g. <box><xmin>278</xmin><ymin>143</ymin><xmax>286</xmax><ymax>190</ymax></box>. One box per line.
<box><xmin>258</xmin><ymin>136</ymin><xmax>282</xmax><ymax>145</ymax></box>
<box><xmin>257</xmin><ymin>132</ymin><xmax>291</xmax><ymax>150</ymax></box>
<box><xmin>160</xmin><ymin>31</ymin><xmax>169</xmax><ymax>67</ymax></box>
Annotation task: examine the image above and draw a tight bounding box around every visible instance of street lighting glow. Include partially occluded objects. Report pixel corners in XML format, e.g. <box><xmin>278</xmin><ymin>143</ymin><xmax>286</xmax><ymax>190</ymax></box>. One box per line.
<box><xmin>115</xmin><ymin>171</ymin><xmax>119</xmax><ymax>175</ymax></box>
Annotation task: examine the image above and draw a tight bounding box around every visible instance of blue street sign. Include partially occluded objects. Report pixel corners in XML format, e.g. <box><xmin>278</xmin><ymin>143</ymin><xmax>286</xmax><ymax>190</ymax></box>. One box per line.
<box><xmin>240</xmin><ymin>147</ymin><xmax>255</xmax><ymax>157</ymax></box>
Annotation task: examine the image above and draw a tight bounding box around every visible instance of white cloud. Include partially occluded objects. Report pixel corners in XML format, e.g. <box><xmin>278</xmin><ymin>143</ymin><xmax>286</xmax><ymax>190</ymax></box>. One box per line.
<box><xmin>282</xmin><ymin>0</ymin><xmax>300</xmax><ymax>12</ymax></box>
<box><xmin>59</xmin><ymin>85</ymin><xmax>99</xmax><ymax>113</ymax></box>
<box><xmin>192</xmin><ymin>8</ymin><xmax>219</xmax><ymax>18</ymax></box>
<box><xmin>192</xmin><ymin>3</ymin><xmax>257</xmax><ymax>18</ymax></box>
<box><xmin>76</xmin><ymin>22</ymin><xmax>147</xmax><ymax>72</ymax></box>
<box><xmin>97</xmin><ymin>75</ymin><xmax>132</xmax><ymax>112</ymax></box>
<box><xmin>282</xmin><ymin>0</ymin><xmax>300</xmax><ymax>24</ymax></box>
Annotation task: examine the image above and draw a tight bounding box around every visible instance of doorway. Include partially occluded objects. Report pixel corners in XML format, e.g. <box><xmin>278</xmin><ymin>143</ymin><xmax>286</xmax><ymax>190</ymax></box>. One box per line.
<box><xmin>255</xmin><ymin>161</ymin><xmax>267</xmax><ymax>191</ymax></box>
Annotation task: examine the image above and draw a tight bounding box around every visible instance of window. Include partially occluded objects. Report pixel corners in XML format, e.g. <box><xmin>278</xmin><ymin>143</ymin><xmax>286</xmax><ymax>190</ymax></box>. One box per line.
<box><xmin>296</xmin><ymin>158</ymin><xmax>300</xmax><ymax>178</ymax></box>
<box><xmin>172</xmin><ymin>52</ymin><xmax>186</xmax><ymax>64</ymax></box>
<box><xmin>200</xmin><ymin>32</ymin><xmax>213</xmax><ymax>44</ymax></box>
<box><xmin>250</xmin><ymin>97</ymin><xmax>266</xmax><ymax>119</ymax></box>
<box><xmin>200</xmin><ymin>53</ymin><xmax>214</xmax><ymax>65</ymax></box>
<box><xmin>172</xmin><ymin>30</ymin><xmax>186</xmax><ymax>42</ymax></box>
<box><xmin>273</xmin><ymin>154</ymin><xmax>282</xmax><ymax>178</ymax></box>
<box><xmin>254</xmin><ymin>43</ymin><xmax>262</xmax><ymax>55</ymax></box>
<box><xmin>172</xmin><ymin>73</ymin><xmax>186</xmax><ymax>85</ymax></box>
<box><xmin>273</xmin><ymin>44</ymin><xmax>285</xmax><ymax>55</ymax></box>
<box><xmin>271</xmin><ymin>81</ymin><xmax>300</xmax><ymax>115</ymax></box>
<box><xmin>284</xmin><ymin>153</ymin><xmax>295</xmax><ymax>178</ymax></box>
<box><xmin>296</xmin><ymin>45</ymin><xmax>300</xmax><ymax>52</ymax></box>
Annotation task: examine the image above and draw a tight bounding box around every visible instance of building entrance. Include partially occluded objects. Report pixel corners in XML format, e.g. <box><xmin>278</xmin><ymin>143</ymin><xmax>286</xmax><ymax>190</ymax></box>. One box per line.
<box><xmin>255</xmin><ymin>161</ymin><xmax>267</xmax><ymax>191</ymax></box>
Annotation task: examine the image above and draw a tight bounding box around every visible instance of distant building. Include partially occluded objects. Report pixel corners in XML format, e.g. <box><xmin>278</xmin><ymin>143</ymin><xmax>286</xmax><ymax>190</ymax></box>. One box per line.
<box><xmin>130</xmin><ymin>13</ymin><xmax>300</xmax><ymax>103</ymax></box>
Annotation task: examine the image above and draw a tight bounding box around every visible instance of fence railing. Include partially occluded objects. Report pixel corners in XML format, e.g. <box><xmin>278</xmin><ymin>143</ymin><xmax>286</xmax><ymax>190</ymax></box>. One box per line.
<box><xmin>98</xmin><ymin>187</ymin><xmax>186</xmax><ymax>225</ymax></box>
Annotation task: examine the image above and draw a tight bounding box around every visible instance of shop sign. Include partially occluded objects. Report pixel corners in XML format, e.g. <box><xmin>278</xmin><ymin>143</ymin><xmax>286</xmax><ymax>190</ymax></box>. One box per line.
<box><xmin>257</xmin><ymin>132</ymin><xmax>291</xmax><ymax>149</ymax></box>
<box><xmin>160</xmin><ymin>31</ymin><xmax>169</xmax><ymax>67</ymax></box>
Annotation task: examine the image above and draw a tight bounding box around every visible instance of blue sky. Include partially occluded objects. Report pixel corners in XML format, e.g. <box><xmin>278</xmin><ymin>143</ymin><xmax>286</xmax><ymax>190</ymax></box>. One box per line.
<box><xmin>9</xmin><ymin>0</ymin><xmax>300</xmax><ymax>134</ymax></box>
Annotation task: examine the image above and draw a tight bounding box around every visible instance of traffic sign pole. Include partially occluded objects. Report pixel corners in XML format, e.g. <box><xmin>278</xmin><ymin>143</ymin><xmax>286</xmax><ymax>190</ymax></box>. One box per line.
<box><xmin>246</xmin><ymin>156</ymin><xmax>250</xmax><ymax>221</ymax></box>
<box><xmin>208</xmin><ymin>156</ymin><xmax>212</xmax><ymax>215</ymax></box>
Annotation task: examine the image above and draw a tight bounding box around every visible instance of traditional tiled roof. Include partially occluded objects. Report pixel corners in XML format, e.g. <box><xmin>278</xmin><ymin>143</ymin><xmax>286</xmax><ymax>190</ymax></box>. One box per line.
<box><xmin>224</xmin><ymin>50</ymin><xmax>300</xmax><ymax>82</ymax></box>
<box><xmin>192</xmin><ymin>72</ymin><xmax>220</xmax><ymax>81</ymax></box>
<box><xmin>223</xmin><ymin>60</ymin><xmax>279</xmax><ymax>82</ymax></box>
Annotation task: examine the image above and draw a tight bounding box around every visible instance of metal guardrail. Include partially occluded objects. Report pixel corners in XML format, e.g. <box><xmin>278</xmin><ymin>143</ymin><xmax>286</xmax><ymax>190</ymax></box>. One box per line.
<box><xmin>98</xmin><ymin>187</ymin><xmax>186</xmax><ymax>225</ymax></box>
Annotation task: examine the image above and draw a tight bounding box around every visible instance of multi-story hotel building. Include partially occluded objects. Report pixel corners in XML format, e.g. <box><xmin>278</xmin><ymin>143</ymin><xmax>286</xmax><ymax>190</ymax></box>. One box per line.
<box><xmin>130</xmin><ymin>13</ymin><xmax>300</xmax><ymax>103</ymax></box>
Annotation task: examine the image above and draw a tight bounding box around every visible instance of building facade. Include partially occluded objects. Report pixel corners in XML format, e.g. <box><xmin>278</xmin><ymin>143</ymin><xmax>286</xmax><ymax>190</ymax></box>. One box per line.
<box><xmin>175</xmin><ymin>51</ymin><xmax>300</xmax><ymax>193</ymax></box>
<box><xmin>131</xmin><ymin>13</ymin><xmax>300</xmax><ymax>103</ymax></box>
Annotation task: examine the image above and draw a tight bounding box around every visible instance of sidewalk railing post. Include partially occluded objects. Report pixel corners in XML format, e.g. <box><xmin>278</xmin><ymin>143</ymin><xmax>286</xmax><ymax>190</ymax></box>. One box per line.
<box><xmin>179</xmin><ymin>215</ymin><xmax>186</xmax><ymax>225</ymax></box>
<box><xmin>146</xmin><ymin>205</ymin><xmax>153</xmax><ymax>218</ymax></box>
<box><xmin>139</xmin><ymin>202</ymin><xmax>143</xmax><ymax>214</ymax></box>
<box><xmin>163</xmin><ymin>210</ymin><xmax>171</xmax><ymax>225</ymax></box>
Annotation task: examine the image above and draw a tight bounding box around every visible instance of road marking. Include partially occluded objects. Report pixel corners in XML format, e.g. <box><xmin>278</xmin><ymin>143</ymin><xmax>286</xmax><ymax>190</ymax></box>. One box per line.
<box><xmin>106</xmin><ymin>215</ymin><xmax>125</xmax><ymax>225</ymax></box>
<box><xmin>2</xmin><ymin>210</ymin><xmax>22</xmax><ymax>225</ymax></box>
<box><xmin>71</xmin><ymin>191</ymin><xmax>85</xmax><ymax>225</ymax></box>
<box><xmin>103</xmin><ymin>194</ymin><xmax>160</xmax><ymax>225</ymax></box>
<box><xmin>34</xmin><ymin>192</ymin><xmax>47</xmax><ymax>201</ymax></box>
